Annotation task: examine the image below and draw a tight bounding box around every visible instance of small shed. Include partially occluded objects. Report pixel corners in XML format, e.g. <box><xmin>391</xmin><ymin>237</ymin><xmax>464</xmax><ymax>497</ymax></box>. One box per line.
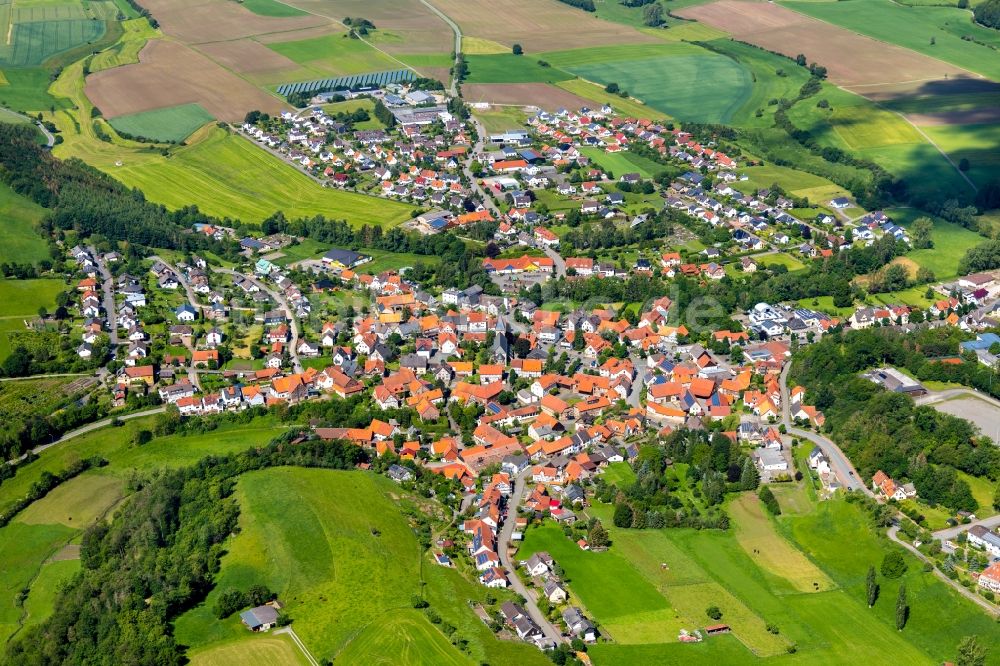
<box><xmin>240</xmin><ymin>605</ymin><xmax>279</xmax><ymax>632</ymax></box>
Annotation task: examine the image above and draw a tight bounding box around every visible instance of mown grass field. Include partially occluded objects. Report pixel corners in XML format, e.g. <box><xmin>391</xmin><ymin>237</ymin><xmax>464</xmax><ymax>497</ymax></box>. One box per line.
<box><xmin>465</xmin><ymin>54</ymin><xmax>574</xmax><ymax>84</ymax></box>
<box><xmin>175</xmin><ymin>467</ymin><xmax>545</xmax><ymax>666</ymax></box>
<box><xmin>473</xmin><ymin>107</ymin><xmax>529</xmax><ymax>135</ymax></box>
<box><xmin>89</xmin><ymin>17</ymin><xmax>158</xmax><ymax>72</ymax></box>
<box><xmin>188</xmin><ymin>635</ymin><xmax>308</xmax><ymax>666</ymax></box>
<box><xmin>0</xmin><ymin>182</ymin><xmax>50</xmax><ymax>264</ymax></box>
<box><xmin>579</xmin><ymin>146</ymin><xmax>666</xmax><ymax>179</ymax></box>
<box><xmin>890</xmin><ymin>207</ymin><xmax>983</xmax><ymax>279</ymax></box>
<box><xmin>782</xmin><ymin>0</ymin><xmax>1000</xmax><ymax>80</ymax></box>
<box><xmin>76</xmin><ymin>125</ymin><xmax>413</xmax><ymax>225</ymax></box>
<box><xmin>0</xmin><ymin>67</ymin><xmax>72</xmax><ymax>112</ymax></box>
<box><xmin>108</xmin><ymin>102</ymin><xmax>213</xmax><ymax>142</ymax></box>
<box><xmin>14</xmin><ymin>473</ymin><xmax>124</xmax><ymax>528</ymax></box>
<box><xmin>0</xmin><ymin>278</ymin><xmax>66</xmax><ymax>359</ymax></box>
<box><xmin>20</xmin><ymin>557</ymin><xmax>80</xmax><ymax>632</ymax></box>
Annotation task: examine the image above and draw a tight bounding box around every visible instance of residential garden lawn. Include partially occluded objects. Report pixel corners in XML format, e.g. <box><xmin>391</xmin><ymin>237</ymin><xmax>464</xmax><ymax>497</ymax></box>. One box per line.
<box><xmin>76</xmin><ymin>125</ymin><xmax>413</xmax><ymax>226</ymax></box>
<box><xmin>0</xmin><ymin>522</ymin><xmax>76</xmax><ymax>644</ymax></box>
<box><xmin>602</xmin><ymin>461</ymin><xmax>637</xmax><ymax>488</ymax></box>
<box><xmin>920</xmin><ymin>122</ymin><xmax>1000</xmax><ymax>190</ymax></box>
<box><xmin>555</xmin><ymin>78</ymin><xmax>659</xmax><ymax>120</ymax></box>
<box><xmin>473</xmin><ymin>107</ymin><xmax>529</xmax><ymax>135</ymax></box>
<box><xmin>727</xmin><ymin>493</ymin><xmax>835</xmax><ymax>594</ymax></box>
<box><xmin>890</xmin><ymin>207</ymin><xmax>983</xmax><ymax>279</ymax></box>
<box><xmin>188</xmin><ymin>635</ymin><xmax>309</xmax><ymax>666</ymax></box>
<box><xmin>579</xmin><ymin>146</ymin><xmax>666</xmax><ymax>179</ymax></box>
<box><xmin>464</xmin><ymin>54</ymin><xmax>574</xmax><ymax>84</ymax></box>
<box><xmin>89</xmin><ymin>18</ymin><xmax>159</xmax><ymax>72</ymax></box>
<box><xmin>108</xmin><ymin>103</ymin><xmax>214</xmax><ymax>142</ymax></box>
<box><xmin>900</xmin><ymin>499</ymin><xmax>953</xmax><ymax>531</ymax></box>
<box><xmin>20</xmin><ymin>558</ymin><xmax>80</xmax><ymax>632</ymax></box>
<box><xmin>755</xmin><ymin>252</ymin><xmax>806</xmax><ymax>272</ymax></box>
<box><xmin>14</xmin><ymin>472</ymin><xmax>124</xmax><ymax>528</ymax></box>
<box><xmin>0</xmin><ymin>182</ymin><xmax>50</xmax><ymax>264</ymax></box>
<box><xmin>782</xmin><ymin>0</ymin><xmax>1000</xmax><ymax>80</ymax></box>
<box><xmin>267</xmin><ymin>32</ymin><xmax>402</xmax><ymax>78</ymax></box>
<box><xmin>174</xmin><ymin>467</ymin><xmax>545</xmax><ymax>666</ymax></box>
<box><xmin>238</xmin><ymin>0</ymin><xmax>308</xmax><ymax>17</ymax></box>
<box><xmin>869</xmin><ymin>285</ymin><xmax>938</xmax><ymax>309</ymax></box>
<box><xmin>796</xmin><ymin>295</ymin><xmax>856</xmax><ymax>317</ymax></box>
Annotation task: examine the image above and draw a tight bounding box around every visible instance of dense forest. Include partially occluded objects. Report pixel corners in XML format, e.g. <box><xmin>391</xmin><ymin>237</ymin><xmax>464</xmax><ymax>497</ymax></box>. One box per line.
<box><xmin>5</xmin><ymin>433</ymin><xmax>365</xmax><ymax>665</ymax></box>
<box><xmin>791</xmin><ymin>328</ymin><xmax>1000</xmax><ymax>512</ymax></box>
<box><xmin>0</xmin><ymin>123</ymin><xmax>236</xmax><ymax>253</ymax></box>
<box><xmin>974</xmin><ymin>0</ymin><xmax>1000</xmax><ymax>29</ymax></box>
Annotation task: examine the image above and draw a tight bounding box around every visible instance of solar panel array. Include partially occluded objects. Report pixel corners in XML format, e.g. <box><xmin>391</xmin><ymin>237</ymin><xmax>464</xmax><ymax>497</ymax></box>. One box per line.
<box><xmin>277</xmin><ymin>70</ymin><xmax>416</xmax><ymax>97</ymax></box>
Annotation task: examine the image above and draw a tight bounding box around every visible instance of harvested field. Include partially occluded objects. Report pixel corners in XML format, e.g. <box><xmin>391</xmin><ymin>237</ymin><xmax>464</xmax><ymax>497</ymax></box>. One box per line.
<box><xmin>85</xmin><ymin>40</ymin><xmax>286</xmax><ymax>121</ymax></box>
<box><xmin>904</xmin><ymin>108</ymin><xmax>1000</xmax><ymax>127</ymax></box>
<box><xmin>195</xmin><ymin>39</ymin><xmax>305</xmax><ymax>79</ymax></box>
<box><xmin>677</xmin><ymin>0</ymin><xmax>971</xmax><ymax>94</ymax></box>
<box><xmin>139</xmin><ymin>0</ymin><xmax>326</xmax><ymax>44</ymax></box>
<box><xmin>430</xmin><ymin>0</ymin><xmax>657</xmax><ymax>52</ymax></box>
<box><xmin>463</xmin><ymin>82</ymin><xmax>592</xmax><ymax>111</ymax></box>
<box><xmin>280</xmin><ymin>0</ymin><xmax>449</xmax><ymax>54</ymax></box>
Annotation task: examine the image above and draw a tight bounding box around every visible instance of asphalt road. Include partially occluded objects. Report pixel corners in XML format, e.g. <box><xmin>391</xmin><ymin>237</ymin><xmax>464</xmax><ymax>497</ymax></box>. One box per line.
<box><xmin>779</xmin><ymin>362</ymin><xmax>870</xmax><ymax>494</ymax></box>
<box><xmin>933</xmin><ymin>514</ymin><xmax>1000</xmax><ymax>541</ymax></box>
<box><xmin>497</xmin><ymin>469</ymin><xmax>564</xmax><ymax>644</ymax></box>
<box><xmin>214</xmin><ymin>268</ymin><xmax>303</xmax><ymax>373</ymax></box>
<box><xmin>92</xmin><ymin>250</ymin><xmax>120</xmax><ymax>347</ymax></box>
<box><xmin>418</xmin><ymin>0</ymin><xmax>462</xmax><ymax>97</ymax></box>
<box><xmin>464</xmin><ymin>117</ymin><xmax>501</xmax><ymax>216</ymax></box>
<box><xmin>887</xmin><ymin>524</ymin><xmax>999</xmax><ymax>617</ymax></box>
<box><xmin>541</xmin><ymin>245</ymin><xmax>566</xmax><ymax>278</ymax></box>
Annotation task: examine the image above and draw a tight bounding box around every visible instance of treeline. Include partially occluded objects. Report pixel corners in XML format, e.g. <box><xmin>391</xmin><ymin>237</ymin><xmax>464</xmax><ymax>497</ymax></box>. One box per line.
<box><xmin>959</xmin><ymin>239</ymin><xmax>1000</xmax><ymax>274</ymax></box>
<box><xmin>792</xmin><ymin>328</ymin><xmax>1000</xmax><ymax>512</ymax></box>
<box><xmin>595</xmin><ymin>429</ymin><xmax>761</xmax><ymax>530</ymax></box>
<box><xmin>5</xmin><ymin>433</ymin><xmax>365</xmax><ymax>665</ymax></box>
<box><xmin>259</xmin><ymin>212</ymin><xmax>492</xmax><ymax>291</ymax></box>
<box><xmin>974</xmin><ymin>0</ymin><xmax>1000</xmax><ymax>29</ymax></box>
<box><xmin>0</xmin><ymin>123</ymin><xmax>236</xmax><ymax>253</ymax></box>
<box><xmin>556</xmin><ymin>0</ymin><xmax>596</xmax><ymax>11</ymax></box>
<box><xmin>122</xmin><ymin>0</ymin><xmax>157</xmax><ymax>26</ymax></box>
<box><xmin>0</xmin><ymin>456</ymin><xmax>107</xmax><ymax>527</ymax></box>
<box><xmin>373</xmin><ymin>98</ymin><xmax>395</xmax><ymax>127</ymax></box>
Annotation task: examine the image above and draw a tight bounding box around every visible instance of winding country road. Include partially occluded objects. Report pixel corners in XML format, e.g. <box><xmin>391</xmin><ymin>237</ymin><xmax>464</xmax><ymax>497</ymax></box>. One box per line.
<box><xmin>417</xmin><ymin>0</ymin><xmax>462</xmax><ymax>97</ymax></box>
<box><xmin>3</xmin><ymin>107</ymin><xmax>55</xmax><ymax>147</ymax></box>
<box><xmin>497</xmin><ymin>468</ymin><xmax>564</xmax><ymax>644</ymax></box>
<box><xmin>779</xmin><ymin>361</ymin><xmax>870</xmax><ymax>495</ymax></box>
<box><xmin>887</xmin><ymin>524</ymin><xmax>999</xmax><ymax>617</ymax></box>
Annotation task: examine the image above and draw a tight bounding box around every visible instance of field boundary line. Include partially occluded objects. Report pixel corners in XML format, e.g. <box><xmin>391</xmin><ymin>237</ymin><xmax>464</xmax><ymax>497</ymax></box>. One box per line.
<box><xmin>778</xmin><ymin>0</ymin><xmax>987</xmax><ymax>82</ymax></box>
<box><xmin>274</xmin><ymin>626</ymin><xmax>320</xmax><ymax>666</ymax></box>
<box><xmin>893</xmin><ymin>109</ymin><xmax>978</xmax><ymax>193</ymax></box>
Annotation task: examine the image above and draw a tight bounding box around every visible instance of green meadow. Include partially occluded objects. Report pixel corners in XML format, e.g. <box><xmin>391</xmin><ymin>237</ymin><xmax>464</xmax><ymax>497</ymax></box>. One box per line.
<box><xmin>891</xmin><ymin>207</ymin><xmax>984</xmax><ymax>279</ymax></box>
<box><xmin>266</xmin><ymin>32</ymin><xmax>401</xmax><ymax>78</ymax></box>
<box><xmin>520</xmin><ymin>486</ymin><xmax>1000</xmax><ymax>665</ymax></box>
<box><xmin>174</xmin><ymin>467</ymin><xmax>547</xmax><ymax>666</ymax></box>
<box><xmin>465</xmin><ymin>54</ymin><xmax>574</xmax><ymax>84</ymax></box>
<box><xmin>0</xmin><ymin>182</ymin><xmax>50</xmax><ymax>265</ymax></box>
<box><xmin>108</xmin><ymin>103</ymin><xmax>214</xmax><ymax>142</ymax></box>
<box><xmin>782</xmin><ymin>0</ymin><xmax>1000</xmax><ymax>80</ymax></box>
<box><xmin>580</xmin><ymin>146</ymin><xmax>667</xmax><ymax>179</ymax></box>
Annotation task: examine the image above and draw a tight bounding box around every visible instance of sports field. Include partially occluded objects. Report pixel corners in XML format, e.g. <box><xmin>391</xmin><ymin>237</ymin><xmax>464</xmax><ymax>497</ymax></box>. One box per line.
<box><xmin>0</xmin><ymin>182</ymin><xmax>49</xmax><ymax>264</ymax></box>
<box><xmin>783</xmin><ymin>0</ymin><xmax>1000</xmax><ymax>81</ymax></box>
<box><xmin>174</xmin><ymin>467</ymin><xmax>546</xmax><ymax>665</ymax></box>
<box><xmin>108</xmin><ymin>102</ymin><xmax>213</xmax><ymax>142</ymax></box>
